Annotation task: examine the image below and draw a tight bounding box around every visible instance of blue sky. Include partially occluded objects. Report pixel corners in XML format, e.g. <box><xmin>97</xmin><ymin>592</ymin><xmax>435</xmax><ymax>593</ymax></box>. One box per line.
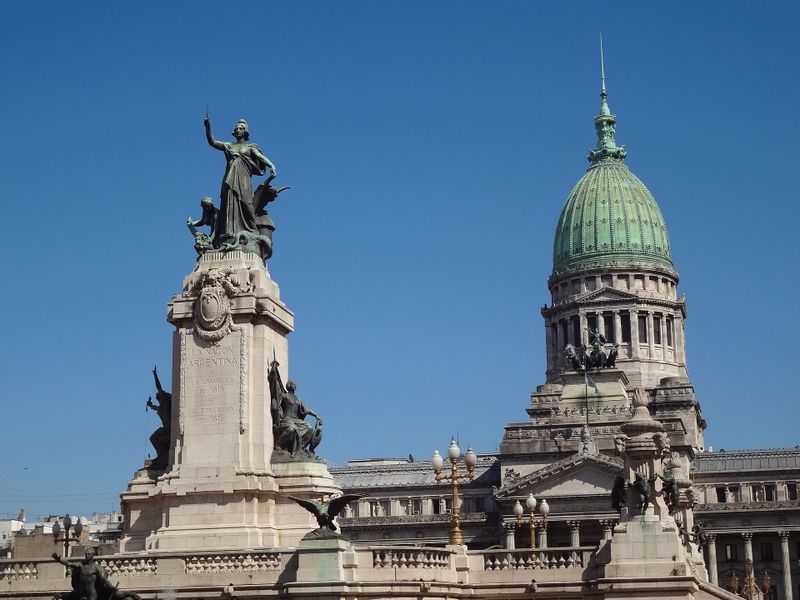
<box><xmin>1</xmin><ymin>2</ymin><xmax>798</xmax><ymax>519</ymax></box>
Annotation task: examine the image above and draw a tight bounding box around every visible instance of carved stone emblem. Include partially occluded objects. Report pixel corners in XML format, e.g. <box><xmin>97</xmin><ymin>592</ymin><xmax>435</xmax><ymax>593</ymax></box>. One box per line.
<box><xmin>188</xmin><ymin>268</ymin><xmax>246</xmax><ymax>341</ymax></box>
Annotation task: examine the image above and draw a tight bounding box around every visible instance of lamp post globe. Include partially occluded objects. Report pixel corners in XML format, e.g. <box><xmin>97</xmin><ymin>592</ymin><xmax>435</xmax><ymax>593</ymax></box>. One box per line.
<box><xmin>431</xmin><ymin>450</ymin><xmax>443</xmax><ymax>473</ymax></box>
<box><xmin>447</xmin><ymin>438</ymin><xmax>460</xmax><ymax>460</ymax></box>
<box><xmin>539</xmin><ymin>499</ymin><xmax>550</xmax><ymax>517</ymax></box>
<box><xmin>464</xmin><ymin>446</ymin><xmax>477</xmax><ymax>469</ymax></box>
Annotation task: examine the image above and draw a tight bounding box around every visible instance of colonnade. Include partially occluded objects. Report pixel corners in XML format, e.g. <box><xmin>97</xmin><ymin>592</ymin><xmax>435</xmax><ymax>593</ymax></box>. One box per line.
<box><xmin>546</xmin><ymin>307</ymin><xmax>684</xmax><ymax>371</ymax></box>
<box><xmin>502</xmin><ymin>518</ymin><xmax>615</xmax><ymax>550</ymax></box>
<box><xmin>706</xmin><ymin>530</ymin><xmax>795</xmax><ymax>600</ymax></box>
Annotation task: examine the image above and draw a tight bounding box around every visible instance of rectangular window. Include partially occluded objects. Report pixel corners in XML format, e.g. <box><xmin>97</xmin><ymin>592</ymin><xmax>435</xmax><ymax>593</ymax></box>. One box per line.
<box><xmin>560</xmin><ymin>320</ymin><xmax>568</xmax><ymax>350</ymax></box>
<box><xmin>787</xmin><ymin>483</ymin><xmax>798</xmax><ymax>501</ymax></box>
<box><xmin>761</xmin><ymin>543</ymin><xmax>774</xmax><ymax>561</ymax></box>
<box><xmin>621</xmin><ymin>314</ymin><xmax>631</xmax><ymax>343</ymax></box>
<box><xmin>432</xmin><ymin>499</ymin><xmax>442</xmax><ymax>515</ymax></box>
<box><xmin>587</xmin><ymin>313</ymin><xmax>598</xmax><ymax>333</ymax></box>
<box><xmin>474</xmin><ymin>497</ymin><xmax>485</xmax><ymax>513</ymax></box>
<box><xmin>728</xmin><ymin>486</ymin><xmax>741</xmax><ymax>503</ymax></box>
<box><xmin>666</xmin><ymin>316</ymin><xmax>674</xmax><ymax>346</ymax></box>
<box><xmin>765</xmin><ymin>484</ymin><xmax>776</xmax><ymax>502</ymax></box>
<box><xmin>653</xmin><ymin>315</ymin><xmax>662</xmax><ymax>344</ymax></box>
<box><xmin>716</xmin><ymin>487</ymin><xmax>727</xmax><ymax>503</ymax></box>
<box><xmin>572</xmin><ymin>317</ymin><xmax>581</xmax><ymax>346</ymax></box>
<box><xmin>412</xmin><ymin>499</ymin><xmax>422</xmax><ymax>515</ymax></box>
<box><xmin>604</xmin><ymin>314</ymin><xmax>615</xmax><ymax>343</ymax></box>
<box><xmin>638</xmin><ymin>314</ymin><xmax>648</xmax><ymax>343</ymax></box>
<box><xmin>725</xmin><ymin>544</ymin><xmax>738</xmax><ymax>561</ymax></box>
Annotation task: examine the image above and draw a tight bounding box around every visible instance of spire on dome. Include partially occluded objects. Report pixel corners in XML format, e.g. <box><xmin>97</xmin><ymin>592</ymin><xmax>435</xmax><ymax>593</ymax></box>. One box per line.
<box><xmin>589</xmin><ymin>34</ymin><xmax>627</xmax><ymax>164</ymax></box>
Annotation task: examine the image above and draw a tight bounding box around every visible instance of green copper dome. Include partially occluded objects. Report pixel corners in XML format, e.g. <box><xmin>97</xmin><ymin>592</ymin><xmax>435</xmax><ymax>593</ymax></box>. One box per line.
<box><xmin>552</xmin><ymin>76</ymin><xmax>674</xmax><ymax>276</ymax></box>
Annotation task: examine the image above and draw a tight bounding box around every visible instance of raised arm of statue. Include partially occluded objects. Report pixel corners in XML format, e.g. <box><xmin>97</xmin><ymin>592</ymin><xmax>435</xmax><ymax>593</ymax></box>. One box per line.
<box><xmin>51</xmin><ymin>552</ymin><xmax>72</xmax><ymax>568</ymax></box>
<box><xmin>204</xmin><ymin>116</ymin><xmax>225</xmax><ymax>151</ymax></box>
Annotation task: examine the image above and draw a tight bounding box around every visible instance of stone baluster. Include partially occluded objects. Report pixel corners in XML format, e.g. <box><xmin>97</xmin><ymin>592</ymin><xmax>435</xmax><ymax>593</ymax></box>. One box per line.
<box><xmin>742</xmin><ymin>532</ymin><xmax>753</xmax><ymax>561</ymax></box>
<box><xmin>779</xmin><ymin>531</ymin><xmax>793</xmax><ymax>600</ymax></box>
<box><xmin>706</xmin><ymin>533</ymin><xmax>718</xmax><ymax>585</ymax></box>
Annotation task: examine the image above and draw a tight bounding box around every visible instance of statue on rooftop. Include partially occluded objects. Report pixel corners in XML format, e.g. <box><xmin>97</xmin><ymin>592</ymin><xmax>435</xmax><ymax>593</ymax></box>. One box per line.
<box><xmin>145</xmin><ymin>366</ymin><xmax>172</xmax><ymax>471</ymax></box>
<box><xmin>193</xmin><ymin>115</ymin><xmax>290</xmax><ymax>260</ymax></box>
<box><xmin>267</xmin><ymin>357</ymin><xmax>323</xmax><ymax>458</ymax></box>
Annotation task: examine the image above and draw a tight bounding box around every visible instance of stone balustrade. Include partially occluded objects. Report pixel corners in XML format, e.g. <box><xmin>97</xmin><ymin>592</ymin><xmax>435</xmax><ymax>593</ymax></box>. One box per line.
<box><xmin>99</xmin><ymin>557</ymin><xmax>157</xmax><ymax>577</ymax></box>
<box><xmin>0</xmin><ymin>544</ymin><xmax>741</xmax><ymax>599</ymax></box>
<box><xmin>478</xmin><ymin>547</ymin><xmax>594</xmax><ymax>571</ymax></box>
<box><xmin>370</xmin><ymin>546</ymin><xmax>452</xmax><ymax>569</ymax></box>
<box><xmin>183</xmin><ymin>552</ymin><xmax>282</xmax><ymax>574</ymax></box>
<box><xmin>0</xmin><ymin>560</ymin><xmax>38</xmax><ymax>581</ymax></box>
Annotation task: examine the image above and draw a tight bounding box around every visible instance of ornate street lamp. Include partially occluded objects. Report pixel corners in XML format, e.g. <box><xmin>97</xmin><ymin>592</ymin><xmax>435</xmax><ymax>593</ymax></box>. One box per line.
<box><xmin>52</xmin><ymin>515</ymin><xmax>83</xmax><ymax>558</ymax></box>
<box><xmin>431</xmin><ymin>439</ymin><xmax>477</xmax><ymax>545</ymax></box>
<box><xmin>512</xmin><ymin>493</ymin><xmax>550</xmax><ymax>548</ymax></box>
<box><xmin>729</xmin><ymin>559</ymin><xmax>772</xmax><ymax>599</ymax></box>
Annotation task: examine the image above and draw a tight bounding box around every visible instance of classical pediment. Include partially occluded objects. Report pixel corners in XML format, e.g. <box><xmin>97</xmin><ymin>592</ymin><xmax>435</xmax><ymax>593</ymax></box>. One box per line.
<box><xmin>496</xmin><ymin>453</ymin><xmax>622</xmax><ymax>500</ymax></box>
<box><xmin>576</xmin><ymin>286</ymin><xmax>639</xmax><ymax>304</ymax></box>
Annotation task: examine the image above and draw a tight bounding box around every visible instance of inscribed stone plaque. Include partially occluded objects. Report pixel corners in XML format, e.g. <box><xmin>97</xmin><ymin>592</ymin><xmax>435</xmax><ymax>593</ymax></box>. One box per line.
<box><xmin>180</xmin><ymin>329</ymin><xmax>243</xmax><ymax>466</ymax></box>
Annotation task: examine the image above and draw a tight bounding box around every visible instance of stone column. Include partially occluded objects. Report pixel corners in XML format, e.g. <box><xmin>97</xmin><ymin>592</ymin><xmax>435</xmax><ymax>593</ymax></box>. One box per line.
<box><xmin>742</xmin><ymin>532</ymin><xmax>753</xmax><ymax>561</ymax></box>
<box><xmin>647</xmin><ymin>311</ymin><xmax>655</xmax><ymax>357</ymax></box>
<box><xmin>599</xmin><ymin>519</ymin><xmax>614</xmax><ymax>541</ymax></box>
<box><xmin>567</xmin><ymin>521</ymin><xmax>581</xmax><ymax>547</ymax></box>
<box><xmin>579</xmin><ymin>312</ymin><xmax>588</xmax><ymax>346</ymax></box>
<box><xmin>630</xmin><ymin>309</ymin><xmax>640</xmax><ymax>358</ymax></box>
<box><xmin>504</xmin><ymin>522</ymin><xmax>516</xmax><ymax>549</ymax></box>
<box><xmin>779</xmin><ymin>531</ymin><xmax>793</xmax><ymax>600</ymax></box>
<box><xmin>545</xmin><ymin>322</ymin><xmax>555</xmax><ymax>371</ymax></box>
<box><xmin>706</xmin><ymin>533</ymin><xmax>718</xmax><ymax>585</ymax></box>
<box><xmin>613</xmin><ymin>312</ymin><xmax>622</xmax><ymax>352</ymax></box>
<box><xmin>537</xmin><ymin>522</ymin><xmax>548</xmax><ymax>548</ymax></box>
<box><xmin>423</xmin><ymin>497</ymin><xmax>433</xmax><ymax>515</ymax></box>
<box><xmin>597</xmin><ymin>313</ymin><xmax>605</xmax><ymax>338</ymax></box>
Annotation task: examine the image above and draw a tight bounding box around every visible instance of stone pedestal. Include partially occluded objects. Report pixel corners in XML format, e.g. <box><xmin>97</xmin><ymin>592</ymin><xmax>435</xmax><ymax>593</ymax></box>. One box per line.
<box><xmin>295</xmin><ymin>536</ymin><xmax>358</xmax><ymax>583</ymax></box>
<box><xmin>600</xmin><ymin>387</ymin><xmax>708</xmax><ymax>589</ymax></box>
<box><xmin>120</xmin><ymin>252</ymin><xmax>339</xmax><ymax>553</ymax></box>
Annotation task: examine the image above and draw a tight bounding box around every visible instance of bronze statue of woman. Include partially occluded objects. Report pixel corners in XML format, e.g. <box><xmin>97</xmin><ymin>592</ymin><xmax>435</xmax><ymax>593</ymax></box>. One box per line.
<box><xmin>203</xmin><ymin>116</ymin><xmax>277</xmax><ymax>246</ymax></box>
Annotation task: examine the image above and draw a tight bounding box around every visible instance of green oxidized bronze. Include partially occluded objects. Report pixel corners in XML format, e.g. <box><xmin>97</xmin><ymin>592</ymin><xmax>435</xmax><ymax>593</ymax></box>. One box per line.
<box><xmin>552</xmin><ymin>38</ymin><xmax>674</xmax><ymax>276</ymax></box>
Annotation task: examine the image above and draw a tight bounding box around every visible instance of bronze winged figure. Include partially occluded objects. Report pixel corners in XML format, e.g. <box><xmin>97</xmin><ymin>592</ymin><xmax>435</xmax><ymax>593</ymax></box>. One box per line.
<box><xmin>288</xmin><ymin>494</ymin><xmax>361</xmax><ymax>531</ymax></box>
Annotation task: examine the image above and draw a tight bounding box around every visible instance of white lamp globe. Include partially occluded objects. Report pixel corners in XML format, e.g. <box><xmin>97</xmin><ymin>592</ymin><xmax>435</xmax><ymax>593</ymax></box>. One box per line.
<box><xmin>447</xmin><ymin>438</ymin><xmax>460</xmax><ymax>460</ymax></box>
<box><xmin>539</xmin><ymin>498</ymin><xmax>550</xmax><ymax>516</ymax></box>
<box><xmin>431</xmin><ymin>450</ymin><xmax>443</xmax><ymax>472</ymax></box>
